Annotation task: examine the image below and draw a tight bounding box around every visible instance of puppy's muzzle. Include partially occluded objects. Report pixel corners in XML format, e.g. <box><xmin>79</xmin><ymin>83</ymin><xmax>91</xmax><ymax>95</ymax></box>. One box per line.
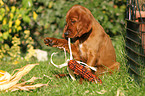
<box><xmin>64</xmin><ymin>31</ymin><xmax>69</xmax><ymax>37</ymax></box>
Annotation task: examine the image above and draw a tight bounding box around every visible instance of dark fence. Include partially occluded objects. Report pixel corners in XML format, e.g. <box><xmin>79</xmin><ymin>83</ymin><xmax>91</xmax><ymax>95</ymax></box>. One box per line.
<box><xmin>126</xmin><ymin>0</ymin><xmax>145</xmax><ymax>79</ymax></box>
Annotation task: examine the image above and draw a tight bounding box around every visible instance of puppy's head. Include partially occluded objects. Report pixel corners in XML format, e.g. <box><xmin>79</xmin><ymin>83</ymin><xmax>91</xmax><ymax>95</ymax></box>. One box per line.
<box><xmin>63</xmin><ymin>5</ymin><xmax>93</xmax><ymax>38</ymax></box>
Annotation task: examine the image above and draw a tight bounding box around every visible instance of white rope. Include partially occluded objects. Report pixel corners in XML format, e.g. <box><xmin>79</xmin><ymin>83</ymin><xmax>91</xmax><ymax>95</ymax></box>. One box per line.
<box><xmin>76</xmin><ymin>61</ymin><xmax>97</xmax><ymax>71</ymax></box>
<box><xmin>50</xmin><ymin>52</ymin><xmax>68</xmax><ymax>68</ymax></box>
<box><xmin>68</xmin><ymin>38</ymin><xmax>73</xmax><ymax>60</ymax></box>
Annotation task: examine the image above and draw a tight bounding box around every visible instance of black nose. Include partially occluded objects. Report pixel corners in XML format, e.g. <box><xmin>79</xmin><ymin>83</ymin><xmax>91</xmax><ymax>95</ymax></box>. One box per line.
<box><xmin>64</xmin><ymin>31</ymin><xmax>69</xmax><ymax>36</ymax></box>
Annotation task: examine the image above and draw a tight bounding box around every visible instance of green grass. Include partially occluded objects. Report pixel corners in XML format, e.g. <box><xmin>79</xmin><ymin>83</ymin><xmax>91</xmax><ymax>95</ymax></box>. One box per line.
<box><xmin>0</xmin><ymin>35</ymin><xmax>145</xmax><ymax>96</ymax></box>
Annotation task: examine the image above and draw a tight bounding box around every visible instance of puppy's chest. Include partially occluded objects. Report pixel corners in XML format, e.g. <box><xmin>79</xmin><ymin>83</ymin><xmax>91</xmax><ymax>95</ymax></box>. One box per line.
<box><xmin>79</xmin><ymin>43</ymin><xmax>87</xmax><ymax>59</ymax></box>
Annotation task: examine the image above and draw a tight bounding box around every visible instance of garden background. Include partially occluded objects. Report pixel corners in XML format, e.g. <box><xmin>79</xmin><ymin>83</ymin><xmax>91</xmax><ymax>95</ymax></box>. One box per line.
<box><xmin>0</xmin><ymin>0</ymin><xmax>145</xmax><ymax>95</ymax></box>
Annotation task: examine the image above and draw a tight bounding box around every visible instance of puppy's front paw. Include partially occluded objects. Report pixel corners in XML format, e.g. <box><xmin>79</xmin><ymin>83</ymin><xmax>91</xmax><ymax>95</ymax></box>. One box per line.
<box><xmin>44</xmin><ymin>37</ymin><xmax>58</xmax><ymax>47</ymax></box>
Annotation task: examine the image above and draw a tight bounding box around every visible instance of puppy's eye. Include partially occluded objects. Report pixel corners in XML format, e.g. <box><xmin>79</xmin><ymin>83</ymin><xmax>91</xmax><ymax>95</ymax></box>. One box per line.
<box><xmin>71</xmin><ymin>20</ymin><xmax>76</xmax><ymax>24</ymax></box>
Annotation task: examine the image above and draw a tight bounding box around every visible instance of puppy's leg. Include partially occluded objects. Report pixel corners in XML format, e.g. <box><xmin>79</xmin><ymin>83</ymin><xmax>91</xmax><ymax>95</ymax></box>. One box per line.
<box><xmin>44</xmin><ymin>37</ymin><xmax>68</xmax><ymax>48</ymax></box>
<box><xmin>86</xmin><ymin>54</ymin><xmax>98</xmax><ymax>73</ymax></box>
<box><xmin>107</xmin><ymin>62</ymin><xmax>120</xmax><ymax>74</ymax></box>
<box><xmin>44</xmin><ymin>37</ymin><xmax>81</xmax><ymax>60</ymax></box>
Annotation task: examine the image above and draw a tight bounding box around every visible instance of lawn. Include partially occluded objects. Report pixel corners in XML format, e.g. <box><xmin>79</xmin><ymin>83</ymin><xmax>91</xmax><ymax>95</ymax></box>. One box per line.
<box><xmin>0</xmin><ymin>35</ymin><xmax>145</xmax><ymax>96</ymax></box>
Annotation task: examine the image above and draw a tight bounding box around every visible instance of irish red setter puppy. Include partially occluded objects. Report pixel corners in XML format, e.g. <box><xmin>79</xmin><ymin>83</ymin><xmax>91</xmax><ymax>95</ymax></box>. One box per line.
<box><xmin>44</xmin><ymin>5</ymin><xmax>120</xmax><ymax>75</ymax></box>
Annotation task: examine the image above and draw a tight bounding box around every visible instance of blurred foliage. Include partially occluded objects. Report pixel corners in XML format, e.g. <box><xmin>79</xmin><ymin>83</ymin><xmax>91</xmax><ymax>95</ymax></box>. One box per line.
<box><xmin>0</xmin><ymin>0</ymin><xmax>35</xmax><ymax>62</ymax></box>
<box><xmin>0</xmin><ymin>0</ymin><xmax>126</xmax><ymax>62</ymax></box>
<box><xmin>33</xmin><ymin>0</ymin><xmax>126</xmax><ymax>48</ymax></box>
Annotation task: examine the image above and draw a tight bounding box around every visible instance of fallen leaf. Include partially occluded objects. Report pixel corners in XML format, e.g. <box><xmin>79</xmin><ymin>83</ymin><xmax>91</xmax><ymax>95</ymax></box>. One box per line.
<box><xmin>0</xmin><ymin>63</ymin><xmax>47</xmax><ymax>92</ymax></box>
<box><xmin>96</xmin><ymin>90</ymin><xmax>107</xmax><ymax>94</ymax></box>
<box><xmin>85</xmin><ymin>90</ymin><xmax>89</xmax><ymax>94</ymax></box>
<box><xmin>117</xmin><ymin>88</ymin><xmax>125</xmax><ymax>96</ymax></box>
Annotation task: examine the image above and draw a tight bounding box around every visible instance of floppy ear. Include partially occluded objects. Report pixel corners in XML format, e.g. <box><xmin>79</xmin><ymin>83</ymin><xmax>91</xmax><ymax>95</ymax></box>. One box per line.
<box><xmin>76</xmin><ymin>9</ymin><xmax>92</xmax><ymax>37</ymax></box>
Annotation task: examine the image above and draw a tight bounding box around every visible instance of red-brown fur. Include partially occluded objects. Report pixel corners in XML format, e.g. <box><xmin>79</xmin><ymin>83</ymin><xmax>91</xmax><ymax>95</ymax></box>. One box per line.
<box><xmin>44</xmin><ymin>5</ymin><xmax>120</xmax><ymax>75</ymax></box>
